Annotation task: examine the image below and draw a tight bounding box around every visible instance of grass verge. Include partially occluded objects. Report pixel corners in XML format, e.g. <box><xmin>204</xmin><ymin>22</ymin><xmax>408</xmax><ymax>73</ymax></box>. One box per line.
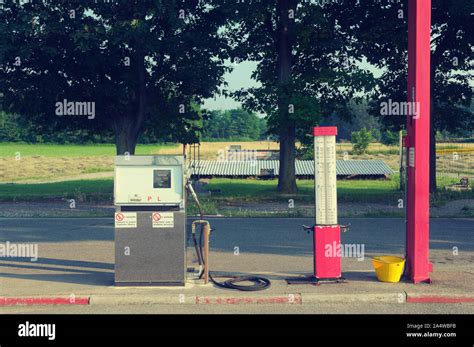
<box><xmin>0</xmin><ymin>179</ymin><xmax>113</xmax><ymax>201</ymax></box>
<box><xmin>0</xmin><ymin>143</ymin><xmax>178</xmax><ymax>157</ymax></box>
<box><xmin>205</xmin><ymin>178</ymin><xmax>401</xmax><ymax>203</ymax></box>
<box><xmin>0</xmin><ymin>177</ymin><xmax>472</xmax><ymax>218</ymax></box>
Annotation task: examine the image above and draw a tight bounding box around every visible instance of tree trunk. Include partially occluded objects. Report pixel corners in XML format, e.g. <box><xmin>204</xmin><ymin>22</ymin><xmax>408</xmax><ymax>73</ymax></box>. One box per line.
<box><xmin>114</xmin><ymin>53</ymin><xmax>147</xmax><ymax>156</ymax></box>
<box><xmin>278</xmin><ymin>124</ymin><xmax>297</xmax><ymax>193</ymax></box>
<box><xmin>115</xmin><ymin>117</ymin><xmax>140</xmax><ymax>155</ymax></box>
<box><xmin>276</xmin><ymin>0</ymin><xmax>297</xmax><ymax>194</ymax></box>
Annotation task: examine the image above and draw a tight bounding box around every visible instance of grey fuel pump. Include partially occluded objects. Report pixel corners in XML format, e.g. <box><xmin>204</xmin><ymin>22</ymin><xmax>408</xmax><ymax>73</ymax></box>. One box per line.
<box><xmin>113</xmin><ymin>154</ymin><xmax>270</xmax><ymax>291</ymax></box>
<box><xmin>114</xmin><ymin>155</ymin><xmax>186</xmax><ymax>286</ymax></box>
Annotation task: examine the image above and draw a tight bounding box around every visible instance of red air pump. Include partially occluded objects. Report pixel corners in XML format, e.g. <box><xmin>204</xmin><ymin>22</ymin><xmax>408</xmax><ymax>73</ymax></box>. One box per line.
<box><xmin>312</xmin><ymin>126</ymin><xmax>345</xmax><ymax>282</ymax></box>
<box><xmin>292</xmin><ymin>126</ymin><xmax>347</xmax><ymax>285</ymax></box>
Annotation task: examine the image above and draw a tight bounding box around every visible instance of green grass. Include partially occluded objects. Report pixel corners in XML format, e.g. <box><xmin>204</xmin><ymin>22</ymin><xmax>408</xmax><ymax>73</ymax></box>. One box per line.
<box><xmin>437</xmin><ymin>145</ymin><xmax>462</xmax><ymax>150</ymax></box>
<box><xmin>186</xmin><ymin>199</ymin><xmax>220</xmax><ymax>216</ymax></box>
<box><xmin>0</xmin><ymin>143</ymin><xmax>178</xmax><ymax>157</ymax></box>
<box><xmin>366</xmin><ymin>149</ymin><xmax>400</xmax><ymax>155</ymax></box>
<box><xmin>430</xmin><ymin>190</ymin><xmax>474</xmax><ymax>207</ymax></box>
<box><xmin>0</xmin><ymin>177</ymin><xmax>401</xmax><ymax>204</ymax></box>
<box><xmin>0</xmin><ymin>176</ymin><xmax>472</xmax><ymax>216</ymax></box>
<box><xmin>335</xmin><ymin>148</ymin><xmax>400</xmax><ymax>155</ymax></box>
<box><xmin>81</xmin><ymin>167</ymin><xmax>114</xmax><ymax>174</ymax></box>
<box><xmin>0</xmin><ymin>179</ymin><xmax>113</xmax><ymax>201</ymax></box>
<box><xmin>205</xmin><ymin>178</ymin><xmax>401</xmax><ymax>203</ymax></box>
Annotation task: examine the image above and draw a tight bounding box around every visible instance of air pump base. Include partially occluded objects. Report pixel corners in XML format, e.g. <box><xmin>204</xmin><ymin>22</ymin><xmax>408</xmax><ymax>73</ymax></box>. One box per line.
<box><xmin>286</xmin><ymin>275</ymin><xmax>345</xmax><ymax>286</ymax></box>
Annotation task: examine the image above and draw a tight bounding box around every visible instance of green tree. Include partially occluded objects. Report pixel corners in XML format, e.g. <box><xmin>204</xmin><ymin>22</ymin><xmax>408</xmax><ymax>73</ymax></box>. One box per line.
<box><xmin>228</xmin><ymin>1</ymin><xmax>371</xmax><ymax>193</ymax></box>
<box><xmin>0</xmin><ymin>0</ymin><xmax>231</xmax><ymax>154</ymax></box>
<box><xmin>202</xmin><ymin>108</ymin><xmax>265</xmax><ymax>141</ymax></box>
<box><xmin>0</xmin><ymin>111</ymin><xmax>23</xmax><ymax>141</ymax></box>
<box><xmin>330</xmin><ymin>0</ymin><xmax>473</xmax><ymax>192</ymax></box>
<box><xmin>351</xmin><ymin>128</ymin><xmax>372</xmax><ymax>155</ymax></box>
<box><xmin>381</xmin><ymin>129</ymin><xmax>401</xmax><ymax>146</ymax></box>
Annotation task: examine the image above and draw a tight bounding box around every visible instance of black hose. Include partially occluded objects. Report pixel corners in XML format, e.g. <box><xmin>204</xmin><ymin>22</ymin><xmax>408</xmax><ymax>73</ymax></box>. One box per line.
<box><xmin>187</xmin><ymin>180</ymin><xmax>271</xmax><ymax>291</ymax></box>
<box><xmin>208</xmin><ymin>273</ymin><xmax>271</xmax><ymax>291</ymax></box>
<box><xmin>199</xmin><ymin>221</ymin><xmax>271</xmax><ymax>291</ymax></box>
<box><xmin>192</xmin><ymin>233</ymin><xmax>202</xmax><ymax>266</ymax></box>
<box><xmin>198</xmin><ymin>223</ymin><xmax>205</xmax><ymax>269</ymax></box>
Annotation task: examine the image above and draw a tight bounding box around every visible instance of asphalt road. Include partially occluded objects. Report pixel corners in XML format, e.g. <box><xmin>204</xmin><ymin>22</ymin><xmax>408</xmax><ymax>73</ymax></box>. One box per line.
<box><xmin>0</xmin><ymin>217</ymin><xmax>472</xmax><ymax>314</ymax></box>
<box><xmin>0</xmin><ymin>217</ymin><xmax>472</xmax><ymax>255</ymax></box>
<box><xmin>0</xmin><ymin>302</ymin><xmax>472</xmax><ymax>314</ymax></box>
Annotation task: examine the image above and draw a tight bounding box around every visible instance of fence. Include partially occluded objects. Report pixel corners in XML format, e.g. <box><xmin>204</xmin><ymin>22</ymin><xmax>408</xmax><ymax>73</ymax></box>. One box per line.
<box><xmin>436</xmin><ymin>139</ymin><xmax>474</xmax><ymax>189</ymax></box>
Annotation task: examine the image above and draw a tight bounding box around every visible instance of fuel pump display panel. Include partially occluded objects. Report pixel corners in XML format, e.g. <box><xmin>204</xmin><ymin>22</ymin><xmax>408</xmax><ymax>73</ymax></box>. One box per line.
<box><xmin>114</xmin><ymin>157</ymin><xmax>184</xmax><ymax>206</ymax></box>
<box><xmin>153</xmin><ymin>170</ymin><xmax>171</xmax><ymax>189</ymax></box>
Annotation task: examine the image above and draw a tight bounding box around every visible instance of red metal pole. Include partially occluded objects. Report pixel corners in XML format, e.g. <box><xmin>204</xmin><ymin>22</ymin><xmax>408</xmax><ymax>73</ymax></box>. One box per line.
<box><xmin>406</xmin><ymin>0</ymin><xmax>432</xmax><ymax>283</ymax></box>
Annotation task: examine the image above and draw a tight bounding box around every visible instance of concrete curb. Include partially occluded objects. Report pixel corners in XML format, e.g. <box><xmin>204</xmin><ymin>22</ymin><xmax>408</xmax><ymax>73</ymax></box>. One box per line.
<box><xmin>3</xmin><ymin>292</ymin><xmax>474</xmax><ymax>306</ymax></box>
<box><xmin>90</xmin><ymin>294</ymin><xmax>302</xmax><ymax>305</ymax></box>
<box><xmin>302</xmin><ymin>292</ymin><xmax>406</xmax><ymax>304</ymax></box>
<box><xmin>2</xmin><ymin>293</ymin><xmax>402</xmax><ymax>306</ymax></box>
<box><xmin>89</xmin><ymin>294</ymin><xmax>192</xmax><ymax>305</ymax></box>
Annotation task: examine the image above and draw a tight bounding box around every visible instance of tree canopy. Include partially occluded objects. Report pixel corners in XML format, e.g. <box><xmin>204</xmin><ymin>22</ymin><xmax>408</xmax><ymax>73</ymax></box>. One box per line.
<box><xmin>0</xmin><ymin>0</ymin><xmax>232</xmax><ymax>153</ymax></box>
<box><xmin>1</xmin><ymin>0</ymin><xmax>472</xmax><ymax>194</ymax></box>
<box><xmin>328</xmin><ymin>0</ymin><xmax>473</xmax><ymax>191</ymax></box>
<box><xmin>225</xmin><ymin>0</ymin><xmax>374</xmax><ymax>192</ymax></box>
<box><xmin>202</xmin><ymin>109</ymin><xmax>267</xmax><ymax>141</ymax></box>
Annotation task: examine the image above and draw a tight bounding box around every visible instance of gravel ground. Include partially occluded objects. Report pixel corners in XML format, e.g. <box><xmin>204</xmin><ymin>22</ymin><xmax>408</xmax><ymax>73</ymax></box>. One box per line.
<box><xmin>0</xmin><ymin>201</ymin><xmax>113</xmax><ymax>218</ymax></box>
<box><xmin>0</xmin><ymin>199</ymin><xmax>472</xmax><ymax>218</ymax></box>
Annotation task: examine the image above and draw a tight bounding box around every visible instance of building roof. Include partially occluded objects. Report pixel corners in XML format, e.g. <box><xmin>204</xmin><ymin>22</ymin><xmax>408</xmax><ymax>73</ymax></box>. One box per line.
<box><xmin>189</xmin><ymin>160</ymin><xmax>393</xmax><ymax>178</ymax></box>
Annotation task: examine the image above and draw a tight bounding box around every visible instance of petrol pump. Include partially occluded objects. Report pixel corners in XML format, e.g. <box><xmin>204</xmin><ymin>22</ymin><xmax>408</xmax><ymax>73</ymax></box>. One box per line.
<box><xmin>114</xmin><ymin>155</ymin><xmax>186</xmax><ymax>286</ymax></box>
<box><xmin>113</xmin><ymin>154</ymin><xmax>271</xmax><ymax>290</ymax></box>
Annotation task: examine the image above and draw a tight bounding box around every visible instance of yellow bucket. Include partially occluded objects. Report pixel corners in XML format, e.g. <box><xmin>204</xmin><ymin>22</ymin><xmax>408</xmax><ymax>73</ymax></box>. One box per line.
<box><xmin>372</xmin><ymin>256</ymin><xmax>405</xmax><ymax>283</ymax></box>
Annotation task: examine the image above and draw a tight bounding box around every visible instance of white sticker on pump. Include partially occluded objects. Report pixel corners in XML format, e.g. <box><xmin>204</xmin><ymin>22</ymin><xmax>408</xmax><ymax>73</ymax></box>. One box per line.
<box><xmin>115</xmin><ymin>212</ymin><xmax>137</xmax><ymax>228</ymax></box>
<box><xmin>152</xmin><ymin>212</ymin><xmax>174</xmax><ymax>228</ymax></box>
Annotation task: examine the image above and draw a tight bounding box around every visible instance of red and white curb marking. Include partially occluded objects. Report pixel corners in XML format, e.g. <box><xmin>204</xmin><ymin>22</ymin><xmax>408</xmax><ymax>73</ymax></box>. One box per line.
<box><xmin>0</xmin><ymin>297</ymin><xmax>90</xmax><ymax>306</ymax></box>
<box><xmin>407</xmin><ymin>296</ymin><xmax>474</xmax><ymax>304</ymax></box>
<box><xmin>2</xmin><ymin>294</ymin><xmax>473</xmax><ymax>305</ymax></box>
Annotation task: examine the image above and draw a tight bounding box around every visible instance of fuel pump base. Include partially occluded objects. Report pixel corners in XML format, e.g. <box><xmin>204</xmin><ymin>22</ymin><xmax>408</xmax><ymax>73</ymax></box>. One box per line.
<box><xmin>114</xmin><ymin>210</ymin><xmax>186</xmax><ymax>286</ymax></box>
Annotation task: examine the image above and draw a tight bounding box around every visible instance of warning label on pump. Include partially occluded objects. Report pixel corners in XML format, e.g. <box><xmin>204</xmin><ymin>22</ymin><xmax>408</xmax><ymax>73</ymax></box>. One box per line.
<box><xmin>115</xmin><ymin>212</ymin><xmax>137</xmax><ymax>228</ymax></box>
<box><xmin>152</xmin><ymin>212</ymin><xmax>174</xmax><ymax>228</ymax></box>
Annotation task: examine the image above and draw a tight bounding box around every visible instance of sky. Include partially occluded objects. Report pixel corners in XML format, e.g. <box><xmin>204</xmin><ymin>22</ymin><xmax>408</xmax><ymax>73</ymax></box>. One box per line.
<box><xmin>202</xmin><ymin>60</ymin><xmax>260</xmax><ymax>111</ymax></box>
<box><xmin>202</xmin><ymin>58</ymin><xmax>384</xmax><ymax>114</ymax></box>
